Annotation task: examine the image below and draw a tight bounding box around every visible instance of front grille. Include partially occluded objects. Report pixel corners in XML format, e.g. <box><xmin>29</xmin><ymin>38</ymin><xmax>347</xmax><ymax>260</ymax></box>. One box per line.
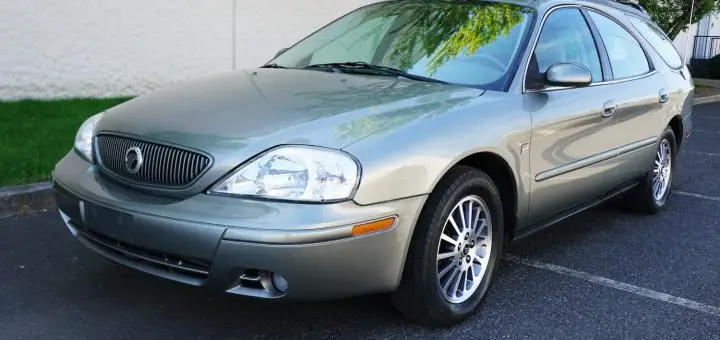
<box><xmin>95</xmin><ymin>134</ymin><xmax>211</xmax><ymax>188</ymax></box>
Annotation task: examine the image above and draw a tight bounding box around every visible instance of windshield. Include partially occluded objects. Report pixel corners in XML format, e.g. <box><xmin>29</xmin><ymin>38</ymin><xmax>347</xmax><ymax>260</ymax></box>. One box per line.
<box><xmin>269</xmin><ymin>1</ymin><xmax>534</xmax><ymax>90</ymax></box>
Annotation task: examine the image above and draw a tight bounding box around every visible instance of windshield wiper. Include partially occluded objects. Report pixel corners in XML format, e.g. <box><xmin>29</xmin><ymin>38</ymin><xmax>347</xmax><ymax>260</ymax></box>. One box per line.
<box><xmin>304</xmin><ymin>61</ymin><xmax>449</xmax><ymax>85</ymax></box>
<box><xmin>260</xmin><ymin>63</ymin><xmax>288</xmax><ymax>69</ymax></box>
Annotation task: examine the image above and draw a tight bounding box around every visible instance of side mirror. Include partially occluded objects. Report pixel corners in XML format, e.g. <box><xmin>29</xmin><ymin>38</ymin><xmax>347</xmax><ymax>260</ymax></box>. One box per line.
<box><xmin>545</xmin><ymin>62</ymin><xmax>592</xmax><ymax>87</ymax></box>
<box><xmin>275</xmin><ymin>48</ymin><xmax>288</xmax><ymax>58</ymax></box>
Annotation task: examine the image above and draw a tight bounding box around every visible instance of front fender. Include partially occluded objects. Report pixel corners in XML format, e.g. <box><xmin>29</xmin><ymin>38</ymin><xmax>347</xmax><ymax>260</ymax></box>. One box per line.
<box><xmin>343</xmin><ymin>93</ymin><xmax>532</xmax><ymax>226</ymax></box>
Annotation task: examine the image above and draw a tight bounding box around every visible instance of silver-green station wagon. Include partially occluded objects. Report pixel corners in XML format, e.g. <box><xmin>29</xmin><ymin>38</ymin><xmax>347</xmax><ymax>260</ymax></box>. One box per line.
<box><xmin>52</xmin><ymin>0</ymin><xmax>694</xmax><ymax>327</ymax></box>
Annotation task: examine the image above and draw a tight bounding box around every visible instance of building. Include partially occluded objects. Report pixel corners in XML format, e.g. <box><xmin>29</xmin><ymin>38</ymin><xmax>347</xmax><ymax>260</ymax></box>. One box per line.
<box><xmin>0</xmin><ymin>0</ymin><xmax>373</xmax><ymax>100</ymax></box>
<box><xmin>673</xmin><ymin>11</ymin><xmax>720</xmax><ymax>77</ymax></box>
<box><xmin>2</xmin><ymin>1</ymin><xmax>718</xmax><ymax>100</ymax></box>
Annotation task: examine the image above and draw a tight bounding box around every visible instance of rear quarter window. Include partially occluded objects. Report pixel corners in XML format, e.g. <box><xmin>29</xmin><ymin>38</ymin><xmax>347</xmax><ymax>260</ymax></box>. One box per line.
<box><xmin>626</xmin><ymin>15</ymin><xmax>684</xmax><ymax>69</ymax></box>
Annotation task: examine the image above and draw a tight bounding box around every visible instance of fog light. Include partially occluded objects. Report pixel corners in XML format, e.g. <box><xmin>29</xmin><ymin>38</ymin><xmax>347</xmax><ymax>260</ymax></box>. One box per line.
<box><xmin>272</xmin><ymin>273</ymin><xmax>289</xmax><ymax>292</ymax></box>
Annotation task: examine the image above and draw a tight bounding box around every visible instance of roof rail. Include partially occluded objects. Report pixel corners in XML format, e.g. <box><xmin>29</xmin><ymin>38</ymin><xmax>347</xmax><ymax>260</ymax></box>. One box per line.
<box><xmin>612</xmin><ymin>0</ymin><xmax>648</xmax><ymax>14</ymax></box>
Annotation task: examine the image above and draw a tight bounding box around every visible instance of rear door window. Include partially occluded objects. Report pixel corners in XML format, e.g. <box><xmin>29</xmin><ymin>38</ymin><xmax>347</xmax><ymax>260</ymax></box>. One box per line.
<box><xmin>587</xmin><ymin>11</ymin><xmax>650</xmax><ymax>79</ymax></box>
<box><xmin>626</xmin><ymin>15</ymin><xmax>684</xmax><ymax>69</ymax></box>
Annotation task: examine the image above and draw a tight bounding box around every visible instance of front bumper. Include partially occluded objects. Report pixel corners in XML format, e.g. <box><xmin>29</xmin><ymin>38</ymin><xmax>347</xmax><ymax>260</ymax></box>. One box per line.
<box><xmin>52</xmin><ymin>151</ymin><xmax>427</xmax><ymax>300</ymax></box>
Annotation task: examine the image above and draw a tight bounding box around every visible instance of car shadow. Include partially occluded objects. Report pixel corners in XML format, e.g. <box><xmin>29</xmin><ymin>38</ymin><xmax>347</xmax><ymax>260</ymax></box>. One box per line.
<box><xmin>41</xmin><ymin>200</ymin><xmax>665</xmax><ymax>337</ymax></box>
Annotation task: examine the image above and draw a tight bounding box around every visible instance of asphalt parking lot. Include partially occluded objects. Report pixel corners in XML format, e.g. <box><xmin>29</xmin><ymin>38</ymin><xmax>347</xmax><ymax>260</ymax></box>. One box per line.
<box><xmin>2</xmin><ymin>103</ymin><xmax>719</xmax><ymax>339</ymax></box>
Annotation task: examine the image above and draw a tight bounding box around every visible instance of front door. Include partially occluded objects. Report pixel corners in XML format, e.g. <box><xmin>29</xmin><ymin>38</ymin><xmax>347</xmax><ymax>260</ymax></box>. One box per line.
<box><xmin>523</xmin><ymin>7</ymin><xmax>624</xmax><ymax>224</ymax></box>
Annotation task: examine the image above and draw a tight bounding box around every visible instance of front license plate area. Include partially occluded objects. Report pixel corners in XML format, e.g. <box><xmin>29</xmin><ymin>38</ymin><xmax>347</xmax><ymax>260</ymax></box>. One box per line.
<box><xmin>82</xmin><ymin>202</ymin><xmax>136</xmax><ymax>244</ymax></box>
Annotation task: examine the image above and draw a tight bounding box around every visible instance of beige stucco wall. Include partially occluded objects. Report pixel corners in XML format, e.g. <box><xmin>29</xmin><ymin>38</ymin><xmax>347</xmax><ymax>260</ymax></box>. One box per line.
<box><xmin>0</xmin><ymin>0</ymin><xmax>375</xmax><ymax>100</ymax></box>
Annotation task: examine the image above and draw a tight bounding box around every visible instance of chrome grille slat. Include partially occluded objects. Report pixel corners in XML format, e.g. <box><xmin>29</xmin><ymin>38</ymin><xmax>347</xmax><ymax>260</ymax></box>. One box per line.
<box><xmin>171</xmin><ymin>149</ymin><xmax>179</xmax><ymax>185</ymax></box>
<box><xmin>178</xmin><ymin>152</ymin><xmax>185</xmax><ymax>185</ymax></box>
<box><xmin>95</xmin><ymin>135</ymin><xmax>210</xmax><ymax>188</ymax></box>
<box><xmin>147</xmin><ymin>144</ymin><xmax>155</xmax><ymax>183</ymax></box>
<box><xmin>191</xmin><ymin>155</ymin><xmax>198</xmax><ymax>184</ymax></box>
<box><xmin>152</xmin><ymin>144</ymin><xmax>160</xmax><ymax>184</ymax></box>
<box><xmin>161</xmin><ymin>146</ymin><xmax>169</xmax><ymax>185</ymax></box>
<box><xmin>183</xmin><ymin>155</ymin><xmax>194</xmax><ymax>185</ymax></box>
<box><xmin>169</xmin><ymin>149</ymin><xmax>176</xmax><ymax>185</ymax></box>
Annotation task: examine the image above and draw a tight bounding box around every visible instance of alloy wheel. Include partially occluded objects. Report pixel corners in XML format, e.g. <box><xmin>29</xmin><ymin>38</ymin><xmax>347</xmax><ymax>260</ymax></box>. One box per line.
<box><xmin>652</xmin><ymin>139</ymin><xmax>672</xmax><ymax>202</ymax></box>
<box><xmin>436</xmin><ymin>195</ymin><xmax>493</xmax><ymax>304</ymax></box>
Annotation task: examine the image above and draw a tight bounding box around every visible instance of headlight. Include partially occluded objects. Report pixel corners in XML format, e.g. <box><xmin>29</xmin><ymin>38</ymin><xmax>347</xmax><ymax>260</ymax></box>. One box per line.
<box><xmin>210</xmin><ymin>145</ymin><xmax>360</xmax><ymax>202</ymax></box>
<box><xmin>74</xmin><ymin>112</ymin><xmax>104</xmax><ymax>162</ymax></box>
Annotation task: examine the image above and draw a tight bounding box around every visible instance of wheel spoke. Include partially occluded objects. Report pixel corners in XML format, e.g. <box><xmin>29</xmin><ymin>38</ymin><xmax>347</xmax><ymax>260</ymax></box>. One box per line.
<box><xmin>438</xmin><ymin>262</ymin><xmax>456</xmax><ymax>279</ymax></box>
<box><xmin>459</xmin><ymin>203</ymin><xmax>467</xmax><ymax>231</ymax></box>
<box><xmin>451</xmin><ymin>268</ymin><xmax>463</xmax><ymax>297</ymax></box>
<box><xmin>448</xmin><ymin>216</ymin><xmax>462</xmax><ymax>237</ymax></box>
<box><xmin>437</xmin><ymin>250</ymin><xmax>456</xmax><ymax>261</ymax></box>
<box><xmin>461</xmin><ymin>270</ymin><xmax>469</xmax><ymax>292</ymax></box>
<box><xmin>473</xmin><ymin>207</ymin><xmax>482</xmax><ymax>232</ymax></box>
<box><xmin>443</xmin><ymin>267</ymin><xmax>460</xmax><ymax>292</ymax></box>
<box><xmin>476</xmin><ymin>219</ymin><xmax>487</xmax><ymax>237</ymax></box>
<box><xmin>440</xmin><ymin>233</ymin><xmax>458</xmax><ymax>246</ymax></box>
<box><xmin>466</xmin><ymin>202</ymin><xmax>474</xmax><ymax>232</ymax></box>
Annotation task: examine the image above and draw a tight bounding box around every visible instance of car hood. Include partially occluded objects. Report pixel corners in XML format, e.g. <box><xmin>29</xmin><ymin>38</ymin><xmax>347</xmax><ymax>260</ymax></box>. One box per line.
<box><xmin>96</xmin><ymin>68</ymin><xmax>484</xmax><ymax>195</ymax></box>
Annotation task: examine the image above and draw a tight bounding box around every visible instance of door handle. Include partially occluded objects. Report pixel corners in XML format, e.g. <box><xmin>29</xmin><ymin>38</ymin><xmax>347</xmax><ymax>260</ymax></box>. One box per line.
<box><xmin>659</xmin><ymin>89</ymin><xmax>670</xmax><ymax>104</ymax></box>
<box><xmin>602</xmin><ymin>101</ymin><xmax>617</xmax><ymax>118</ymax></box>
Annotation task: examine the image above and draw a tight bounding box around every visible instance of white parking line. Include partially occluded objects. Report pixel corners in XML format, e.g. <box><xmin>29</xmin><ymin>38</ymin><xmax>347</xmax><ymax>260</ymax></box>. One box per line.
<box><xmin>697</xmin><ymin>116</ymin><xmax>720</xmax><ymax>120</ymax></box>
<box><xmin>503</xmin><ymin>254</ymin><xmax>720</xmax><ymax>317</ymax></box>
<box><xmin>685</xmin><ymin>150</ymin><xmax>720</xmax><ymax>157</ymax></box>
<box><xmin>673</xmin><ymin>191</ymin><xmax>720</xmax><ymax>202</ymax></box>
<box><xmin>693</xmin><ymin>129</ymin><xmax>720</xmax><ymax>134</ymax></box>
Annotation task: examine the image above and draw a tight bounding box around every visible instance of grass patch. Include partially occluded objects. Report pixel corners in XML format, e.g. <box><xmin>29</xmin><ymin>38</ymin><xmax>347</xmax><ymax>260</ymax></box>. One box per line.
<box><xmin>0</xmin><ymin>97</ymin><xmax>132</xmax><ymax>186</ymax></box>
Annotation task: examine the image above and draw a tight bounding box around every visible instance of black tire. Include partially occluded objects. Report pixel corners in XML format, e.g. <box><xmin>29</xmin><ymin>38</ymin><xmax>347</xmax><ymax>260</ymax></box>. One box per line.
<box><xmin>391</xmin><ymin>166</ymin><xmax>504</xmax><ymax>327</ymax></box>
<box><xmin>621</xmin><ymin>126</ymin><xmax>677</xmax><ymax>214</ymax></box>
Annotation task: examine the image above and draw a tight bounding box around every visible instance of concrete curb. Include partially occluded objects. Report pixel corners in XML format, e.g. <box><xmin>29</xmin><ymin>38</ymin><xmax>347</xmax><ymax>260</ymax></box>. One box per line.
<box><xmin>694</xmin><ymin>94</ymin><xmax>720</xmax><ymax>106</ymax></box>
<box><xmin>0</xmin><ymin>181</ymin><xmax>54</xmax><ymax>219</ymax></box>
<box><xmin>1</xmin><ymin>96</ymin><xmax>719</xmax><ymax>220</ymax></box>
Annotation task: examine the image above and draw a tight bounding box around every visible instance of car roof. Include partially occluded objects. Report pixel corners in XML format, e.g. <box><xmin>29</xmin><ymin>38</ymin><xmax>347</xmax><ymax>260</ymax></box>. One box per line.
<box><xmin>395</xmin><ymin>0</ymin><xmax>651</xmax><ymax>20</ymax></box>
<box><xmin>582</xmin><ymin>0</ymin><xmax>651</xmax><ymax>19</ymax></box>
<box><xmin>378</xmin><ymin>0</ymin><xmax>652</xmax><ymax>22</ymax></box>
<box><xmin>507</xmin><ymin>0</ymin><xmax>650</xmax><ymax>18</ymax></box>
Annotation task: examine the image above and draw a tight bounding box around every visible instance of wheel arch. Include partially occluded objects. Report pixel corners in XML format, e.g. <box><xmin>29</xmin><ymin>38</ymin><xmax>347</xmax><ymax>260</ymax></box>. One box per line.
<box><xmin>668</xmin><ymin>114</ymin><xmax>683</xmax><ymax>149</ymax></box>
<box><xmin>427</xmin><ymin>151</ymin><xmax>520</xmax><ymax>241</ymax></box>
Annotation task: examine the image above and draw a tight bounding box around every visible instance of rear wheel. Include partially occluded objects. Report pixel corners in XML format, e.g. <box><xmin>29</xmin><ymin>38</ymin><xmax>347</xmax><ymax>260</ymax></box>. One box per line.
<box><xmin>621</xmin><ymin>126</ymin><xmax>677</xmax><ymax>214</ymax></box>
<box><xmin>391</xmin><ymin>166</ymin><xmax>503</xmax><ymax>327</ymax></box>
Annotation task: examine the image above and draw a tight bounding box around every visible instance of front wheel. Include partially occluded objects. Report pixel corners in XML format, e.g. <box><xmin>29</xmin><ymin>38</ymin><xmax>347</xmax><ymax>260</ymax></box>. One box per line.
<box><xmin>621</xmin><ymin>126</ymin><xmax>677</xmax><ymax>214</ymax></box>
<box><xmin>391</xmin><ymin>166</ymin><xmax>504</xmax><ymax>327</ymax></box>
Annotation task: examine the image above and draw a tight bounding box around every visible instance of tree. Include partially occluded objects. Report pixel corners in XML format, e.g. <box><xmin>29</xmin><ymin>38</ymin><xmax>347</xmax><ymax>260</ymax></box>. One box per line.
<box><xmin>640</xmin><ymin>0</ymin><xmax>720</xmax><ymax>39</ymax></box>
<box><xmin>363</xmin><ymin>2</ymin><xmax>524</xmax><ymax>75</ymax></box>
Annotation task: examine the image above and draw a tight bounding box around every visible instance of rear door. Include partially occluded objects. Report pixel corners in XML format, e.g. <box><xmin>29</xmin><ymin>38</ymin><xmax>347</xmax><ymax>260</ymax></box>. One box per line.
<box><xmin>583</xmin><ymin>9</ymin><xmax>673</xmax><ymax>182</ymax></box>
<box><xmin>625</xmin><ymin>14</ymin><xmax>694</xmax><ymax>140</ymax></box>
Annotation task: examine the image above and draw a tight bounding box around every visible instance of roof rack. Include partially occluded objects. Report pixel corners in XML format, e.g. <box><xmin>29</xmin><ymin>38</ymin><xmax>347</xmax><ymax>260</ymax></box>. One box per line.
<box><xmin>612</xmin><ymin>0</ymin><xmax>648</xmax><ymax>14</ymax></box>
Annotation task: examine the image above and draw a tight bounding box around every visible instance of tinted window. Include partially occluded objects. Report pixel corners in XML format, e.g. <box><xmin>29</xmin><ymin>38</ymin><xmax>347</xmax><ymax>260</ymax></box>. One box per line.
<box><xmin>588</xmin><ymin>11</ymin><xmax>650</xmax><ymax>79</ymax></box>
<box><xmin>271</xmin><ymin>2</ymin><xmax>534</xmax><ymax>89</ymax></box>
<box><xmin>533</xmin><ymin>8</ymin><xmax>603</xmax><ymax>83</ymax></box>
<box><xmin>627</xmin><ymin>15</ymin><xmax>684</xmax><ymax>69</ymax></box>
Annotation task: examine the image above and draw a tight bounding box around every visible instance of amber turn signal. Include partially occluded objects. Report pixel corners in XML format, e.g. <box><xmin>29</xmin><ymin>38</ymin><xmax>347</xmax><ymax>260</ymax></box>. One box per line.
<box><xmin>351</xmin><ymin>216</ymin><xmax>397</xmax><ymax>236</ymax></box>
